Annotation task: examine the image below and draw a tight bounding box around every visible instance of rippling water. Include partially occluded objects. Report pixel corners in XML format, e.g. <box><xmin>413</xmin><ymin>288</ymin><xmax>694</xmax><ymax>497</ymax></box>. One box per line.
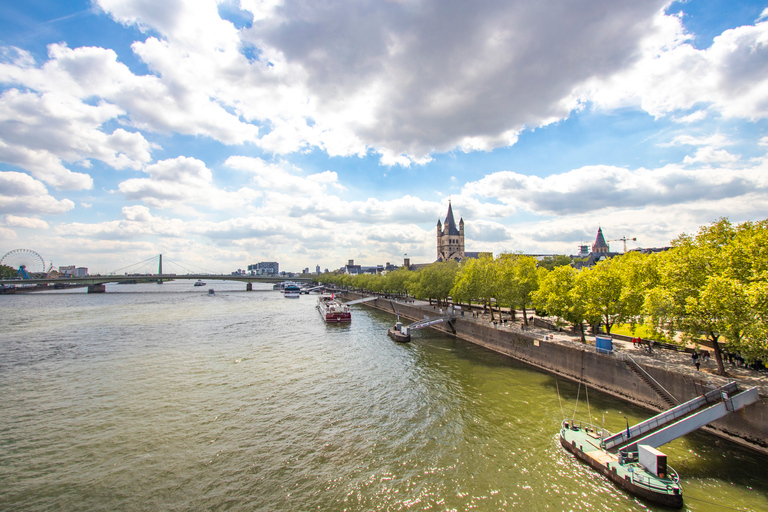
<box><xmin>1</xmin><ymin>281</ymin><xmax>766</xmax><ymax>511</ymax></box>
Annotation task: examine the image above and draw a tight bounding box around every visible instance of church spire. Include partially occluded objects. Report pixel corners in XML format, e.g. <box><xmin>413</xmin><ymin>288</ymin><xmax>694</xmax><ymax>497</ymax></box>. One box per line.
<box><xmin>592</xmin><ymin>226</ymin><xmax>609</xmax><ymax>253</ymax></box>
<box><xmin>443</xmin><ymin>200</ymin><xmax>460</xmax><ymax>236</ymax></box>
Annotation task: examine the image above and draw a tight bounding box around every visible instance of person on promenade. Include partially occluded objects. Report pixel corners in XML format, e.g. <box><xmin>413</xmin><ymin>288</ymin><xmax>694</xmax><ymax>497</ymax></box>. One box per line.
<box><xmin>692</xmin><ymin>352</ymin><xmax>700</xmax><ymax>371</ymax></box>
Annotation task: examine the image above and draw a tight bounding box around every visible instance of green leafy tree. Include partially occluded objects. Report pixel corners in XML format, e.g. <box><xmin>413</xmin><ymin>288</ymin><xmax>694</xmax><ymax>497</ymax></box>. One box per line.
<box><xmin>538</xmin><ymin>254</ymin><xmax>573</xmax><ymax>271</ymax></box>
<box><xmin>533</xmin><ymin>265</ymin><xmax>589</xmax><ymax>342</ymax></box>
<box><xmin>413</xmin><ymin>261</ymin><xmax>458</xmax><ymax>306</ymax></box>
<box><xmin>452</xmin><ymin>255</ymin><xmax>498</xmax><ymax>318</ymax></box>
<box><xmin>498</xmin><ymin>254</ymin><xmax>540</xmax><ymax>325</ymax></box>
<box><xmin>577</xmin><ymin>258</ymin><xmax>624</xmax><ymax>335</ymax></box>
<box><xmin>1</xmin><ymin>264</ymin><xmax>17</xmax><ymax>279</ymax></box>
<box><xmin>643</xmin><ymin>218</ymin><xmax>768</xmax><ymax>374</ymax></box>
<box><xmin>385</xmin><ymin>268</ymin><xmax>414</xmax><ymax>296</ymax></box>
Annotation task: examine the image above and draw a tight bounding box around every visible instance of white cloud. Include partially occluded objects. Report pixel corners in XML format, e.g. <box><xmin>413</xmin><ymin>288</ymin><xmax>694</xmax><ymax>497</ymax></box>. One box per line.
<box><xmin>225</xmin><ymin>156</ymin><xmax>344</xmax><ymax>195</ymax></box>
<box><xmin>0</xmin><ymin>226</ymin><xmax>17</xmax><ymax>240</ymax></box>
<box><xmin>85</xmin><ymin>0</ymin><xmax>676</xmax><ymax>164</ymax></box>
<box><xmin>586</xmin><ymin>15</ymin><xmax>768</xmax><ymax>121</ymax></box>
<box><xmin>2</xmin><ymin>215</ymin><xmax>49</xmax><ymax>229</ymax></box>
<box><xmin>117</xmin><ymin>156</ymin><xmax>260</xmax><ymax>212</ymax></box>
<box><xmin>463</xmin><ymin>156</ymin><xmax>768</xmax><ymax>216</ymax></box>
<box><xmin>56</xmin><ymin>204</ymin><xmax>186</xmax><ymax>239</ymax></box>
<box><xmin>0</xmin><ymin>171</ymin><xmax>75</xmax><ymax>214</ymax></box>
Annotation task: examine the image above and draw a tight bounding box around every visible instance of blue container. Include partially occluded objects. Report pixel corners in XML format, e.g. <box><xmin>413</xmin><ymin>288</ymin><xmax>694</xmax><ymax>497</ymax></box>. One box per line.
<box><xmin>595</xmin><ymin>336</ymin><xmax>613</xmax><ymax>354</ymax></box>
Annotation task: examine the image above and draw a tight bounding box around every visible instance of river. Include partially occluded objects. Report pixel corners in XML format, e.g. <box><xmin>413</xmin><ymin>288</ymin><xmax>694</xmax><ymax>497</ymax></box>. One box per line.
<box><xmin>1</xmin><ymin>281</ymin><xmax>766</xmax><ymax>511</ymax></box>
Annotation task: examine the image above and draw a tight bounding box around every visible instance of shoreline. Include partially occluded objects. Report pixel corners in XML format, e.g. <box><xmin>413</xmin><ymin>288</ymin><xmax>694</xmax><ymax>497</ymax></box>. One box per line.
<box><xmin>341</xmin><ymin>291</ymin><xmax>768</xmax><ymax>456</ymax></box>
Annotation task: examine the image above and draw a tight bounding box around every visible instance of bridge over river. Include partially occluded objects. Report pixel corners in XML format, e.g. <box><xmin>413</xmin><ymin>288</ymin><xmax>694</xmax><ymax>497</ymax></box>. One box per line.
<box><xmin>0</xmin><ymin>274</ymin><xmax>311</xmax><ymax>293</ymax></box>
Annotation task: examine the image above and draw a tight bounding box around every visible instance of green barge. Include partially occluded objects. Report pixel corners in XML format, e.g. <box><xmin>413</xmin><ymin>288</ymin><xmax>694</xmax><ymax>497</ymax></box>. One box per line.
<box><xmin>560</xmin><ymin>419</ymin><xmax>682</xmax><ymax>508</ymax></box>
<box><xmin>559</xmin><ymin>380</ymin><xmax>759</xmax><ymax>509</ymax></box>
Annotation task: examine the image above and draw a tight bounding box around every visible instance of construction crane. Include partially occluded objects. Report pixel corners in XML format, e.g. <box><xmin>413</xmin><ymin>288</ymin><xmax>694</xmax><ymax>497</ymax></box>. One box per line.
<box><xmin>611</xmin><ymin>236</ymin><xmax>637</xmax><ymax>253</ymax></box>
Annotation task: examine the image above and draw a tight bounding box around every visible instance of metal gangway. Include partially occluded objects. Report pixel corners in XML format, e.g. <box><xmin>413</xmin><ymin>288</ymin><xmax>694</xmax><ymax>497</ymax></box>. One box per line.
<box><xmin>407</xmin><ymin>307</ymin><xmax>458</xmax><ymax>330</ymax></box>
<box><xmin>602</xmin><ymin>382</ymin><xmax>759</xmax><ymax>454</ymax></box>
<box><xmin>345</xmin><ymin>296</ymin><xmax>380</xmax><ymax>305</ymax></box>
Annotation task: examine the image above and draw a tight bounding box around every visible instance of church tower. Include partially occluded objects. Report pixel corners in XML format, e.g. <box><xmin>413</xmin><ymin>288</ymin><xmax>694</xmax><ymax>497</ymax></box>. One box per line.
<box><xmin>592</xmin><ymin>227</ymin><xmax>610</xmax><ymax>254</ymax></box>
<box><xmin>437</xmin><ymin>201</ymin><xmax>465</xmax><ymax>261</ymax></box>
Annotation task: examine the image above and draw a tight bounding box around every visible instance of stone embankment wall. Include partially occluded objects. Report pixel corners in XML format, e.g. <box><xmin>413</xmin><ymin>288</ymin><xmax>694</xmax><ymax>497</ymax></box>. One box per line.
<box><xmin>346</xmin><ymin>293</ymin><xmax>768</xmax><ymax>455</ymax></box>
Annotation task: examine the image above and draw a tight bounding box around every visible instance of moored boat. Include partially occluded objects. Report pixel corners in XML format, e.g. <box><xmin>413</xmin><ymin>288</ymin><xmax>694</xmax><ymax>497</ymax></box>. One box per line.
<box><xmin>194</xmin><ymin>279</ymin><xmax>206</xmax><ymax>286</ymax></box>
<box><xmin>316</xmin><ymin>295</ymin><xmax>351</xmax><ymax>322</ymax></box>
<box><xmin>559</xmin><ymin>419</ymin><xmax>683</xmax><ymax>508</ymax></box>
<box><xmin>387</xmin><ymin>321</ymin><xmax>410</xmax><ymax>342</ymax></box>
<box><xmin>284</xmin><ymin>283</ymin><xmax>301</xmax><ymax>298</ymax></box>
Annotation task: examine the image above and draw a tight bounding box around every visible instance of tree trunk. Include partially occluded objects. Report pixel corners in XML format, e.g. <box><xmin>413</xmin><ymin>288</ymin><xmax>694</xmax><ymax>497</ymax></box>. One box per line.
<box><xmin>579</xmin><ymin>322</ymin><xmax>586</xmax><ymax>343</ymax></box>
<box><xmin>709</xmin><ymin>332</ymin><xmax>726</xmax><ymax>375</ymax></box>
<box><xmin>488</xmin><ymin>301</ymin><xmax>495</xmax><ymax>321</ymax></box>
<box><xmin>522</xmin><ymin>306</ymin><xmax>528</xmax><ymax>326</ymax></box>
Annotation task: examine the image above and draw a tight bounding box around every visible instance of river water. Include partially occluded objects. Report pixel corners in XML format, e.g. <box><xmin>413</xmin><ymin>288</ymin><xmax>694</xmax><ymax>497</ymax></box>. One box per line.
<box><xmin>1</xmin><ymin>281</ymin><xmax>766</xmax><ymax>511</ymax></box>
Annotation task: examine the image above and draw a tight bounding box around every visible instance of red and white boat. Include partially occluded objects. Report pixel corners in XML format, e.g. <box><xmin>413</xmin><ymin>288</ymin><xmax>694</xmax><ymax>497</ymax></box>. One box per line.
<box><xmin>317</xmin><ymin>295</ymin><xmax>351</xmax><ymax>323</ymax></box>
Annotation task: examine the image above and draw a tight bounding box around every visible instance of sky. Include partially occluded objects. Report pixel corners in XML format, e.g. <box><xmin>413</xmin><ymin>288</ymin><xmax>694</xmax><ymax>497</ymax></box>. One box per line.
<box><xmin>1</xmin><ymin>0</ymin><xmax>767</xmax><ymax>275</ymax></box>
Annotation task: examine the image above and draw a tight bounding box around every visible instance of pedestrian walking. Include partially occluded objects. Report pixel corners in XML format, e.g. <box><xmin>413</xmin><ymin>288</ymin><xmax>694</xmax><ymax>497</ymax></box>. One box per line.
<box><xmin>692</xmin><ymin>352</ymin><xmax>700</xmax><ymax>371</ymax></box>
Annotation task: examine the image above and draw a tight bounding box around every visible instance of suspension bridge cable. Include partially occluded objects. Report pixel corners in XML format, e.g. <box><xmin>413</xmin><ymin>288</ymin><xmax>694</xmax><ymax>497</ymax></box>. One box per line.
<box><xmin>109</xmin><ymin>255</ymin><xmax>159</xmax><ymax>274</ymax></box>
<box><xmin>162</xmin><ymin>257</ymin><xmax>217</xmax><ymax>275</ymax></box>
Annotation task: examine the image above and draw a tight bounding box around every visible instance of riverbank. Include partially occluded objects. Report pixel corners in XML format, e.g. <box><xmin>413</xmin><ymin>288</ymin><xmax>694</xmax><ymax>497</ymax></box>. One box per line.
<box><xmin>342</xmin><ymin>291</ymin><xmax>768</xmax><ymax>455</ymax></box>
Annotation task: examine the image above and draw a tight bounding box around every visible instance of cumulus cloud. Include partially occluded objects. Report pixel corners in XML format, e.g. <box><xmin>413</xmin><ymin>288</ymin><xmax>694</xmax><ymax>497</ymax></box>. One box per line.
<box><xmin>56</xmin><ymin>204</ymin><xmax>186</xmax><ymax>240</ymax></box>
<box><xmin>3</xmin><ymin>0</ymin><xmax>765</xmax><ymax>168</ymax></box>
<box><xmin>2</xmin><ymin>215</ymin><xmax>49</xmax><ymax>229</ymax></box>
<box><xmin>0</xmin><ymin>171</ymin><xmax>75</xmax><ymax>214</ymax></box>
<box><xmin>586</xmin><ymin>15</ymin><xmax>768</xmax><ymax>121</ymax></box>
<box><xmin>117</xmin><ymin>156</ymin><xmax>260</xmax><ymax>211</ymax></box>
<box><xmin>85</xmin><ymin>0</ymin><xmax>678</xmax><ymax>163</ymax></box>
<box><xmin>225</xmin><ymin>156</ymin><xmax>345</xmax><ymax>195</ymax></box>
<box><xmin>463</xmin><ymin>158</ymin><xmax>768</xmax><ymax>216</ymax></box>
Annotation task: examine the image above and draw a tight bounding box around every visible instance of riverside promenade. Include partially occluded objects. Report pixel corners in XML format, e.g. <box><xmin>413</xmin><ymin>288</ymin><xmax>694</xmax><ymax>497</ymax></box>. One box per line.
<box><xmin>406</xmin><ymin>296</ymin><xmax>768</xmax><ymax>397</ymax></box>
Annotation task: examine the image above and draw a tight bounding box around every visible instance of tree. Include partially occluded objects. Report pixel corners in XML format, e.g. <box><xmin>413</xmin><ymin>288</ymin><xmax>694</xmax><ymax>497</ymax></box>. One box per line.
<box><xmin>385</xmin><ymin>268</ymin><xmax>414</xmax><ymax>296</ymax></box>
<box><xmin>538</xmin><ymin>254</ymin><xmax>573</xmax><ymax>271</ymax></box>
<box><xmin>533</xmin><ymin>265</ymin><xmax>590</xmax><ymax>342</ymax></box>
<box><xmin>578</xmin><ymin>256</ymin><xmax>631</xmax><ymax>335</ymax></box>
<box><xmin>452</xmin><ymin>255</ymin><xmax>498</xmax><ymax>318</ymax></box>
<box><xmin>412</xmin><ymin>261</ymin><xmax>458</xmax><ymax>306</ymax></box>
<box><xmin>643</xmin><ymin>218</ymin><xmax>768</xmax><ymax>374</ymax></box>
<box><xmin>498</xmin><ymin>254</ymin><xmax>540</xmax><ymax>325</ymax></box>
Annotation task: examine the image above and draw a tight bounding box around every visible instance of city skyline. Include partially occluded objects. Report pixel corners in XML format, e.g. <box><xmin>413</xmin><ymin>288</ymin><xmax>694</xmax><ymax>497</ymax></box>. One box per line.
<box><xmin>1</xmin><ymin>0</ymin><xmax>767</xmax><ymax>273</ymax></box>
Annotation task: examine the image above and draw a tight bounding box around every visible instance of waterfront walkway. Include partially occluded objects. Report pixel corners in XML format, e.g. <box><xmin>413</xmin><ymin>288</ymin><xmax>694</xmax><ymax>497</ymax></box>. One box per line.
<box><xmin>386</xmin><ymin>296</ymin><xmax>768</xmax><ymax>397</ymax></box>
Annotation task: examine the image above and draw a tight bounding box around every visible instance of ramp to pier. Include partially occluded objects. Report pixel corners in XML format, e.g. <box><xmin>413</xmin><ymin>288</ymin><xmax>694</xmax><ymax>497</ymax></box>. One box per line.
<box><xmin>603</xmin><ymin>383</ymin><xmax>758</xmax><ymax>453</ymax></box>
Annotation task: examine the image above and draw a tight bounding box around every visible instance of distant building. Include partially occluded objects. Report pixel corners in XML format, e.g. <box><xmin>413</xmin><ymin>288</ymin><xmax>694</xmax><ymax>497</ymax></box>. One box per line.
<box><xmin>343</xmin><ymin>259</ymin><xmax>362</xmax><ymax>275</ymax></box>
<box><xmin>592</xmin><ymin>227</ymin><xmax>610</xmax><ymax>254</ymax></box>
<box><xmin>437</xmin><ymin>200</ymin><xmax>464</xmax><ymax>262</ymax></box>
<box><xmin>249</xmin><ymin>261</ymin><xmax>279</xmax><ymax>275</ymax></box>
<box><xmin>59</xmin><ymin>265</ymin><xmax>76</xmax><ymax>276</ymax></box>
<box><xmin>74</xmin><ymin>267</ymin><xmax>88</xmax><ymax>277</ymax></box>
<box><xmin>315</xmin><ymin>265</ymin><xmax>321</xmax><ymax>274</ymax></box>
<box><xmin>573</xmin><ymin>228</ymin><xmax>620</xmax><ymax>269</ymax></box>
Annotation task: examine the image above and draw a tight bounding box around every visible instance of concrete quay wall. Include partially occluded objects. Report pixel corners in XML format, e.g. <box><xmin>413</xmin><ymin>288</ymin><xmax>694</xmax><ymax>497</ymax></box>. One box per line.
<box><xmin>347</xmin><ymin>293</ymin><xmax>768</xmax><ymax>454</ymax></box>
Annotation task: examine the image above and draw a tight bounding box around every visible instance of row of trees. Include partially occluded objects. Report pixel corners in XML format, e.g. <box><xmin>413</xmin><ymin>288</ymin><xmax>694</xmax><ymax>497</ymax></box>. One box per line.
<box><xmin>315</xmin><ymin>218</ymin><xmax>767</xmax><ymax>374</ymax></box>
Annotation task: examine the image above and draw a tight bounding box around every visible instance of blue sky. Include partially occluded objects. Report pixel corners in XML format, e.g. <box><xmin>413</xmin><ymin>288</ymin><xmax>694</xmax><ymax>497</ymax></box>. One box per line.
<box><xmin>1</xmin><ymin>0</ymin><xmax>767</xmax><ymax>274</ymax></box>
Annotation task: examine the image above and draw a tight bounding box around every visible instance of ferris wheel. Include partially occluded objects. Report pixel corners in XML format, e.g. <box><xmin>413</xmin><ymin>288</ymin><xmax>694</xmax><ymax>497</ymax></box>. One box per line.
<box><xmin>0</xmin><ymin>248</ymin><xmax>46</xmax><ymax>278</ymax></box>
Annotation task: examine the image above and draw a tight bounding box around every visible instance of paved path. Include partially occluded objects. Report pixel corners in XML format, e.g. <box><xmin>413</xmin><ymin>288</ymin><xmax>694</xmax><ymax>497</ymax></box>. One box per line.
<box><xmin>387</xmin><ymin>297</ymin><xmax>768</xmax><ymax>397</ymax></box>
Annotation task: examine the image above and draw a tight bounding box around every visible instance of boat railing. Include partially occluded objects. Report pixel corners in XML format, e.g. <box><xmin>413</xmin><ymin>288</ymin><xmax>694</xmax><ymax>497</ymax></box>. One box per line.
<box><xmin>561</xmin><ymin>419</ymin><xmax>610</xmax><ymax>440</ymax></box>
<box><xmin>629</xmin><ymin>465</ymin><xmax>681</xmax><ymax>493</ymax></box>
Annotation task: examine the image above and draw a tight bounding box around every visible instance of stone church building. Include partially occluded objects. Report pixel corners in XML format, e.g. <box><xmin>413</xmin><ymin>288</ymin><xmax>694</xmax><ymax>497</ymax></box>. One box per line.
<box><xmin>436</xmin><ymin>201</ymin><xmax>465</xmax><ymax>262</ymax></box>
